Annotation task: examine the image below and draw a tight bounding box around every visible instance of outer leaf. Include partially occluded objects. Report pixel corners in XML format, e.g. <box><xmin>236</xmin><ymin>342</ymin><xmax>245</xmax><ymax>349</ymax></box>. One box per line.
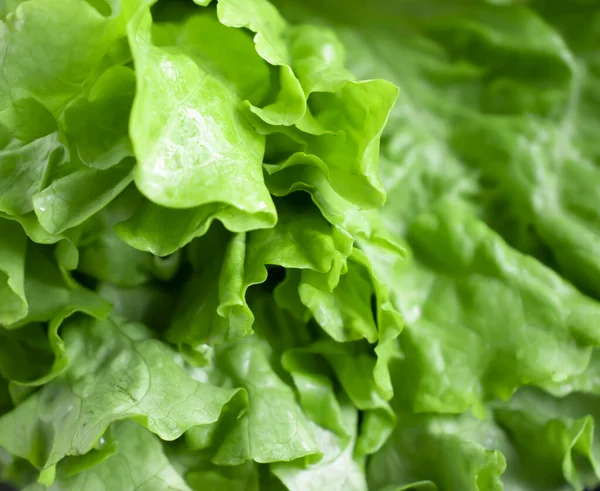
<box><xmin>393</xmin><ymin>206</ymin><xmax>600</xmax><ymax>413</ymax></box>
<box><xmin>33</xmin><ymin>159</ymin><xmax>134</xmax><ymax>235</ymax></box>
<box><xmin>0</xmin><ymin>134</ymin><xmax>65</xmax><ymax>216</ymax></box>
<box><xmin>452</xmin><ymin>116</ymin><xmax>600</xmax><ymax>298</ymax></box>
<box><xmin>0</xmin><ymin>318</ymin><xmax>241</xmax><ymax>469</ymax></box>
<box><xmin>272</xmin><ymin>406</ymin><xmax>367</xmax><ymax>491</ymax></box>
<box><xmin>24</xmin><ymin>421</ymin><xmax>191</xmax><ymax>491</ymax></box>
<box><xmin>492</xmin><ymin>388</ymin><xmax>600</xmax><ymax>491</ymax></box>
<box><xmin>0</xmin><ymin>0</ymin><xmax>138</xmax><ymax>132</ymax></box>
<box><xmin>211</xmin><ymin>336</ymin><xmax>320</xmax><ymax>465</ymax></box>
<box><xmin>368</xmin><ymin>409</ymin><xmax>507</xmax><ymax>491</ymax></box>
<box><xmin>127</xmin><ymin>8</ymin><xmax>276</xmax><ymax>228</ymax></box>
<box><xmin>275</xmin><ymin>348</ymin><xmax>368</xmax><ymax>491</ymax></box>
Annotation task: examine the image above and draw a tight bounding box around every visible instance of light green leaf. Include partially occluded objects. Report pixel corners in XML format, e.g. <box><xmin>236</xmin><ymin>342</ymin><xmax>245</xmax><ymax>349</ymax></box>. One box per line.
<box><xmin>152</xmin><ymin>12</ymin><xmax>270</xmax><ymax>104</ymax></box>
<box><xmin>303</xmin><ymin>80</ymin><xmax>397</xmax><ymax>208</ymax></box>
<box><xmin>492</xmin><ymin>387</ymin><xmax>600</xmax><ymax>491</ymax></box>
<box><xmin>127</xmin><ymin>8</ymin><xmax>276</xmax><ymax>228</ymax></box>
<box><xmin>212</xmin><ymin>336</ymin><xmax>320</xmax><ymax>465</ymax></box>
<box><xmin>167</xmin><ymin>200</ymin><xmax>352</xmax><ymax>347</ymax></box>
<box><xmin>262</xmin><ymin>80</ymin><xmax>398</xmax><ymax>213</ymax></box>
<box><xmin>280</xmin><ymin>349</ymin><xmax>349</xmax><ymax>439</ymax></box>
<box><xmin>0</xmin><ymin>318</ymin><xmax>242</xmax><ymax>468</ymax></box>
<box><xmin>216</xmin><ymin>0</ymin><xmax>306</xmax><ymax>126</ymax></box>
<box><xmin>8</xmin><ymin>243</ymin><xmax>110</xmax><ymax>330</ymax></box>
<box><xmin>115</xmin><ymin>198</ymin><xmax>229</xmax><ymax>256</ymax></box>
<box><xmin>264</xmin><ymin>152</ymin><xmax>405</xmax><ymax>259</ymax></box>
<box><xmin>368</xmin><ymin>409</ymin><xmax>507</xmax><ymax>491</ymax></box>
<box><xmin>311</xmin><ymin>340</ymin><xmax>396</xmax><ymax>455</ymax></box>
<box><xmin>25</xmin><ymin>421</ymin><xmax>192</xmax><ymax>491</ymax></box>
<box><xmin>272</xmin><ymin>403</ymin><xmax>367</xmax><ymax>491</ymax></box>
<box><xmin>288</xmin><ymin>25</ymin><xmax>355</xmax><ymax>97</ymax></box>
<box><xmin>0</xmin><ymin>0</ymin><xmax>137</xmax><ymax>132</ymax></box>
<box><xmin>0</xmin><ymin>134</ymin><xmax>64</xmax><ymax>216</ymax></box>
<box><xmin>33</xmin><ymin>158</ymin><xmax>134</xmax><ymax>235</ymax></box>
<box><xmin>452</xmin><ymin>115</ymin><xmax>600</xmax><ymax>298</ymax></box>
<box><xmin>0</xmin><ymin>219</ymin><xmax>27</xmax><ymax>325</ymax></box>
<box><xmin>275</xmin><ymin>242</ymin><xmax>403</xmax><ymax>401</ymax></box>
<box><xmin>166</xmin><ymin>225</ymin><xmax>252</xmax><ymax>346</ymax></box>
<box><xmin>64</xmin><ymin>65</ymin><xmax>135</xmax><ymax>170</ymax></box>
<box><xmin>298</xmin><ymin>254</ymin><xmax>379</xmax><ymax>343</ymax></box>
<box><xmin>393</xmin><ymin>206</ymin><xmax>600</xmax><ymax>413</ymax></box>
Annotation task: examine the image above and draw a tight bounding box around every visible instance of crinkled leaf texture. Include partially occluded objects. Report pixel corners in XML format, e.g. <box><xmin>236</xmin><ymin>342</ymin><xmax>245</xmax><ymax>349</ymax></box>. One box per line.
<box><xmin>3</xmin><ymin>0</ymin><xmax>600</xmax><ymax>490</ymax></box>
<box><xmin>0</xmin><ymin>318</ymin><xmax>242</xmax><ymax>469</ymax></box>
<box><xmin>23</xmin><ymin>421</ymin><xmax>192</xmax><ymax>491</ymax></box>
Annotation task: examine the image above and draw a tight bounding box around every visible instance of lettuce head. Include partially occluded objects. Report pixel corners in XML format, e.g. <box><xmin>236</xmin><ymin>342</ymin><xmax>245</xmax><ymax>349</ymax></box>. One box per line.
<box><xmin>1</xmin><ymin>0</ymin><xmax>600</xmax><ymax>490</ymax></box>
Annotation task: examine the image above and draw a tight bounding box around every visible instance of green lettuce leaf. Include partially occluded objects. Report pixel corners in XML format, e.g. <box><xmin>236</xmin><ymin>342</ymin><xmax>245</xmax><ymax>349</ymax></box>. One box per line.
<box><xmin>391</xmin><ymin>206</ymin><xmax>600</xmax><ymax>413</ymax></box>
<box><xmin>23</xmin><ymin>421</ymin><xmax>191</xmax><ymax>491</ymax></box>
<box><xmin>0</xmin><ymin>0</ymin><xmax>139</xmax><ymax>133</ymax></box>
<box><xmin>167</xmin><ymin>199</ymin><xmax>352</xmax><ymax>346</ymax></box>
<box><xmin>0</xmin><ymin>134</ymin><xmax>64</xmax><ymax>216</ymax></box>
<box><xmin>210</xmin><ymin>336</ymin><xmax>321</xmax><ymax>465</ymax></box>
<box><xmin>127</xmin><ymin>8</ymin><xmax>276</xmax><ymax>224</ymax></box>
<box><xmin>5</xmin><ymin>0</ymin><xmax>600</xmax><ymax>490</ymax></box>
<box><xmin>0</xmin><ymin>219</ymin><xmax>28</xmax><ymax>325</ymax></box>
<box><xmin>64</xmin><ymin>65</ymin><xmax>135</xmax><ymax>170</ymax></box>
<box><xmin>33</xmin><ymin>159</ymin><xmax>134</xmax><ymax>235</ymax></box>
<box><xmin>368</xmin><ymin>409</ymin><xmax>507</xmax><ymax>491</ymax></box>
<box><xmin>0</xmin><ymin>318</ymin><xmax>241</xmax><ymax>469</ymax></box>
<box><xmin>272</xmin><ymin>403</ymin><xmax>367</xmax><ymax>491</ymax></box>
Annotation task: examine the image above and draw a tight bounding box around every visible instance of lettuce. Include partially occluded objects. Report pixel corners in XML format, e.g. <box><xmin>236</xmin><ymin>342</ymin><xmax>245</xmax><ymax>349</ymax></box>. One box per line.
<box><xmin>0</xmin><ymin>0</ymin><xmax>600</xmax><ymax>490</ymax></box>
